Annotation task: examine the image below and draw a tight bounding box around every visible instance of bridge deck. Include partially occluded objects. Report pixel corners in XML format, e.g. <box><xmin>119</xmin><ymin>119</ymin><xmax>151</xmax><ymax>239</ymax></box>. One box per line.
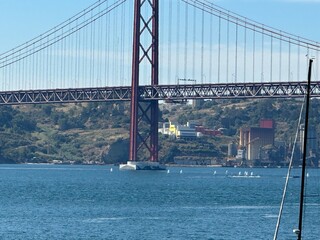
<box><xmin>0</xmin><ymin>82</ymin><xmax>319</xmax><ymax>105</ymax></box>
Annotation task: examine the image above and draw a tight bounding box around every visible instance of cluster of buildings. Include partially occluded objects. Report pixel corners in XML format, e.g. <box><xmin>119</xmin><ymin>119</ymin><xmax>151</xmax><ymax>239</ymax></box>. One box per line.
<box><xmin>159</xmin><ymin>117</ymin><xmax>319</xmax><ymax>167</ymax></box>
<box><xmin>158</xmin><ymin>121</ymin><xmax>223</xmax><ymax>139</ymax></box>
<box><xmin>228</xmin><ymin>119</ymin><xmax>319</xmax><ymax>167</ymax></box>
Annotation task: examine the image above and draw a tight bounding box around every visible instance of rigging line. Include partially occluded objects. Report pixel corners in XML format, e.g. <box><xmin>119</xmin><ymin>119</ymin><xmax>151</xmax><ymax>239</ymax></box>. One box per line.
<box><xmin>183</xmin><ymin>0</ymin><xmax>320</xmax><ymax>50</ymax></box>
<box><xmin>273</xmin><ymin>95</ymin><xmax>306</xmax><ymax>240</ymax></box>
<box><xmin>0</xmin><ymin>0</ymin><xmax>127</xmax><ymax>67</ymax></box>
<box><xmin>0</xmin><ymin>0</ymin><xmax>110</xmax><ymax>58</ymax></box>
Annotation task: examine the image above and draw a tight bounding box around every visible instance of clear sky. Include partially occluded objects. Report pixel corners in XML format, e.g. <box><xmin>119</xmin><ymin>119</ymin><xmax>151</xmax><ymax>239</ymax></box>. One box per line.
<box><xmin>0</xmin><ymin>0</ymin><xmax>319</xmax><ymax>54</ymax></box>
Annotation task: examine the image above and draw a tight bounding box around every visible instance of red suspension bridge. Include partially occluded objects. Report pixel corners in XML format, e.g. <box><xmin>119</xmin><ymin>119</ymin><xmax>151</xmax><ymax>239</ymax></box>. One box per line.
<box><xmin>0</xmin><ymin>0</ymin><xmax>320</xmax><ymax>162</ymax></box>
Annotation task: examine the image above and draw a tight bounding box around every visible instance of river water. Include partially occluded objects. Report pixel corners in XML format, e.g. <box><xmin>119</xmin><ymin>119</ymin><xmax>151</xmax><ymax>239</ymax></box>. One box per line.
<box><xmin>0</xmin><ymin>164</ymin><xmax>319</xmax><ymax>240</ymax></box>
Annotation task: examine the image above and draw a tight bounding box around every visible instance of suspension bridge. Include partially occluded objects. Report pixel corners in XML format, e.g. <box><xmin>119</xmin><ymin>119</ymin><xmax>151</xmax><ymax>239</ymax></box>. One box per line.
<box><xmin>1</xmin><ymin>0</ymin><xmax>320</xmax><ymax>162</ymax></box>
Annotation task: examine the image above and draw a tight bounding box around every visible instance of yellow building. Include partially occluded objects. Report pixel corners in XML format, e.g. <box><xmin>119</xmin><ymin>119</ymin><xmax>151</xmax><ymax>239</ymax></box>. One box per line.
<box><xmin>169</xmin><ymin>121</ymin><xmax>178</xmax><ymax>136</ymax></box>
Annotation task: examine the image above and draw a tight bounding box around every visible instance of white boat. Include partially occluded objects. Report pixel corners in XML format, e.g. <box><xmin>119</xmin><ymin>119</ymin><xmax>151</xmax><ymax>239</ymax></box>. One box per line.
<box><xmin>119</xmin><ymin>161</ymin><xmax>166</xmax><ymax>171</ymax></box>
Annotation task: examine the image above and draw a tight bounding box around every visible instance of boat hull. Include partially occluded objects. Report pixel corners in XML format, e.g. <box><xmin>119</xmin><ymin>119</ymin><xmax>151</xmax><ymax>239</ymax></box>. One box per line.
<box><xmin>119</xmin><ymin>161</ymin><xmax>166</xmax><ymax>171</ymax></box>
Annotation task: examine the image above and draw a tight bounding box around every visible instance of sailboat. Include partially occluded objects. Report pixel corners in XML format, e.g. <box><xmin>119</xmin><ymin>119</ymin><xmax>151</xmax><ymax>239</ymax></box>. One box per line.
<box><xmin>273</xmin><ymin>58</ymin><xmax>314</xmax><ymax>240</ymax></box>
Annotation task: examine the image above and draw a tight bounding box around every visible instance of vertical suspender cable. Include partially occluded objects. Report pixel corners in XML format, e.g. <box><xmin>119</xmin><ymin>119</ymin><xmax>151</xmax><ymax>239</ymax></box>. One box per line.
<box><xmin>70</xmin><ymin>21</ymin><xmax>73</xmax><ymax>88</ymax></box>
<box><xmin>226</xmin><ymin>15</ymin><xmax>229</xmax><ymax>83</ymax></box>
<box><xmin>244</xmin><ymin>22</ymin><xmax>246</xmax><ymax>82</ymax></box>
<box><xmin>90</xmin><ymin>10</ymin><xmax>94</xmax><ymax>87</ymax></box>
<box><xmin>192</xmin><ymin>4</ymin><xmax>196</xmax><ymax>81</ymax></box>
<box><xmin>120</xmin><ymin>3</ymin><xmax>125</xmax><ymax>86</ymax></box>
<box><xmin>32</xmin><ymin>43</ymin><xmax>35</xmax><ymax>89</ymax></box>
<box><xmin>105</xmin><ymin>1</ymin><xmax>110</xmax><ymax>85</ymax></box>
<box><xmin>288</xmin><ymin>39</ymin><xmax>291</xmax><ymax>82</ymax></box>
<box><xmin>84</xmin><ymin>14</ymin><xmax>88</xmax><ymax>87</ymax></box>
<box><xmin>62</xmin><ymin>28</ymin><xmax>66</xmax><ymax>87</ymax></box>
<box><xmin>97</xmin><ymin>5</ymin><xmax>102</xmax><ymax>87</ymax></box>
<box><xmin>235</xmin><ymin>23</ymin><xmax>238</xmax><ymax>83</ymax></box>
<box><xmin>270</xmin><ymin>35</ymin><xmax>273</xmax><ymax>82</ymax></box>
<box><xmin>35</xmin><ymin>43</ymin><xmax>38</xmax><ymax>88</ymax></box>
<box><xmin>279</xmin><ymin>33</ymin><xmax>282</xmax><ymax>81</ymax></box>
<box><xmin>297</xmin><ymin>40</ymin><xmax>300</xmax><ymax>81</ymax></box>
<box><xmin>201</xmin><ymin>9</ymin><xmax>204</xmax><ymax>84</ymax></box>
<box><xmin>168</xmin><ymin>0</ymin><xmax>172</xmax><ymax>85</ymax></box>
<box><xmin>17</xmin><ymin>50</ymin><xmax>20</xmax><ymax>89</ymax></box>
<box><xmin>93</xmin><ymin>11</ymin><xmax>96</xmax><ymax>87</ymax></box>
<box><xmin>317</xmin><ymin>49</ymin><xmax>319</xmax><ymax>81</ymax></box>
<box><xmin>252</xmin><ymin>29</ymin><xmax>255</xmax><ymax>82</ymax></box>
<box><xmin>184</xmin><ymin>2</ymin><xmax>188</xmax><ymax>80</ymax></box>
<box><xmin>209</xmin><ymin>13</ymin><xmax>213</xmax><ymax>82</ymax></box>
<box><xmin>176</xmin><ymin>0</ymin><xmax>180</xmax><ymax>83</ymax></box>
<box><xmin>75</xmin><ymin>20</ymin><xmax>79</xmax><ymax>87</ymax></box>
<box><xmin>261</xmin><ymin>27</ymin><xmax>264</xmax><ymax>82</ymax></box>
<box><xmin>218</xmin><ymin>16</ymin><xmax>221</xmax><ymax>83</ymax></box>
<box><xmin>49</xmin><ymin>37</ymin><xmax>52</xmax><ymax>89</ymax></box>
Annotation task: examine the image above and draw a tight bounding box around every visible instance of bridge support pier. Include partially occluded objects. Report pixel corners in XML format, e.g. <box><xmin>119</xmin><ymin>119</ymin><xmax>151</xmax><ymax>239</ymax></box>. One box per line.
<box><xmin>129</xmin><ymin>0</ymin><xmax>159</xmax><ymax>163</ymax></box>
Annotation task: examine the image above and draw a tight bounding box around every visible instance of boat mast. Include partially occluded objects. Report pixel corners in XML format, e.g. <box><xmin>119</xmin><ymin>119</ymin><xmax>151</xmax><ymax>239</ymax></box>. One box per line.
<box><xmin>296</xmin><ymin>58</ymin><xmax>313</xmax><ymax>240</ymax></box>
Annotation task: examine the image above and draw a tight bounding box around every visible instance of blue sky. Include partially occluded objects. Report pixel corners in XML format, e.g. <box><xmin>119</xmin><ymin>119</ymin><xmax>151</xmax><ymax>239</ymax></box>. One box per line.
<box><xmin>0</xmin><ymin>0</ymin><xmax>319</xmax><ymax>53</ymax></box>
<box><xmin>214</xmin><ymin>0</ymin><xmax>320</xmax><ymax>41</ymax></box>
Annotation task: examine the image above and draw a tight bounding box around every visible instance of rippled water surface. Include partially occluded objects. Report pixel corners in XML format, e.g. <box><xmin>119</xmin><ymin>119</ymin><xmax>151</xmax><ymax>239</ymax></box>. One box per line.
<box><xmin>0</xmin><ymin>165</ymin><xmax>319</xmax><ymax>240</ymax></box>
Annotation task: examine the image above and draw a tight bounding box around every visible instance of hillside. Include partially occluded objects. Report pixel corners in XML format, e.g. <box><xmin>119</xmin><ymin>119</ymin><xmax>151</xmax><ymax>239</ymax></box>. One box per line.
<box><xmin>0</xmin><ymin>98</ymin><xmax>319</xmax><ymax>165</ymax></box>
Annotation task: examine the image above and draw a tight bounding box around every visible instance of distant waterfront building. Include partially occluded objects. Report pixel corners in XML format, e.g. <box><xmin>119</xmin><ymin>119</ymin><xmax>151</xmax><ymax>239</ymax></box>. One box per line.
<box><xmin>299</xmin><ymin>124</ymin><xmax>317</xmax><ymax>156</ymax></box>
<box><xmin>228</xmin><ymin>142</ymin><xmax>237</xmax><ymax>157</ymax></box>
<box><xmin>159</xmin><ymin>120</ymin><xmax>222</xmax><ymax>139</ymax></box>
<box><xmin>176</xmin><ymin>125</ymin><xmax>197</xmax><ymax>139</ymax></box>
<box><xmin>158</xmin><ymin>122</ymin><xmax>170</xmax><ymax>135</ymax></box>
<box><xmin>239</xmin><ymin>119</ymin><xmax>275</xmax><ymax>161</ymax></box>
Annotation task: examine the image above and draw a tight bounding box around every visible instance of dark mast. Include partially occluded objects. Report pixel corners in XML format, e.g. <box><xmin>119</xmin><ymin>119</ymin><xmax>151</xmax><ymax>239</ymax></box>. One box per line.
<box><xmin>296</xmin><ymin>58</ymin><xmax>313</xmax><ymax>240</ymax></box>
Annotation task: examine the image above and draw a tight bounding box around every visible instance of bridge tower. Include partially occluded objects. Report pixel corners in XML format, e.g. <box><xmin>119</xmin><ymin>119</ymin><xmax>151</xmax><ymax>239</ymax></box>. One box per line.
<box><xmin>128</xmin><ymin>0</ymin><xmax>159</xmax><ymax>164</ymax></box>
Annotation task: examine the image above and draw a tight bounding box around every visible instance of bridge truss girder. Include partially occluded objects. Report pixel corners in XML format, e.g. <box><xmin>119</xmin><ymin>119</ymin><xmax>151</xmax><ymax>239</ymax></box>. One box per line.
<box><xmin>1</xmin><ymin>82</ymin><xmax>320</xmax><ymax>105</ymax></box>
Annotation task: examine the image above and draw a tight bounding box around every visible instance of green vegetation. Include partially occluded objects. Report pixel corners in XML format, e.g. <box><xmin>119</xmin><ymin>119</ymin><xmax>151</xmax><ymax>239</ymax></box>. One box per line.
<box><xmin>0</xmin><ymin>98</ymin><xmax>319</xmax><ymax>165</ymax></box>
